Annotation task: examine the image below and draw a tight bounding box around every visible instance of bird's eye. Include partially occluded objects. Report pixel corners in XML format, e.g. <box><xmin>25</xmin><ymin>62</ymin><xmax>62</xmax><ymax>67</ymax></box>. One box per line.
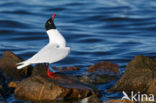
<box><xmin>48</xmin><ymin>21</ymin><xmax>51</xmax><ymax>24</ymax></box>
<box><xmin>56</xmin><ymin>45</ymin><xmax>59</xmax><ymax>48</ymax></box>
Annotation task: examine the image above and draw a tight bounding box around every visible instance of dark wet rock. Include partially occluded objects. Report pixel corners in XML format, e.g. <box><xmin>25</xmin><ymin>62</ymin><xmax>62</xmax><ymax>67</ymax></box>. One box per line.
<box><xmin>0</xmin><ymin>96</ymin><xmax>7</xmax><ymax>103</ymax></box>
<box><xmin>14</xmin><ymin>73</ymin><xmax>99</xmax><ymax>102</ymax></box>
<box><xmin>31</xmin><ymin>64</ymin><xmax>47</xmax><ymax>76</ymax></box>
<box><xmin>108</xmin><ymin>55</ymin><xmax>156</xmax><ymax>94</ymax></box>
<box><xmin>32</xmin><ymin>65</ymin><xmax>80</xmax><ymax>81</ymax></box>
<box><xmin>0</xmin><ymin>51</ymin><xmax>32</xmax><ymax>80</ymax></box>
<box><xmin>0</xmin><ymin>51</ymin><xmax>34</xmax><ymax>100</ymax></box>
<box><xmin>32</xmin><ymin>65</ymin><xmax>80</xmax><ymax>76</ymax></box>
<box><xmin>53</xmin><ymin>66</ymin><xmax>80</xmax><ymax>73</ymax></box>
<box><xmin>79</xmin><ymin>74</ymin><xmax>118</xmax><ymax>84</ymax></box>
<box><xmin>86</xmin><ymin>95</ymin><xmax>101</xmax><ymax>103</ymax></box>
<box><xmin>81</xmin><ymin>95</ymin><xmax>101</xmax><ymax>103</ymax></box>
<box><xmin>79</xmin><ymin>61</ymin><xmax>119</xmax><ymax>84</ymax></box>
<box><xmin>88</xmin><ymin>61</ymin><xmax>119</xmax><ymax>74</ymax></box>
<box><xmin>0</xmin><ymin>69</ymin><xmax>13</xmax><ymax>99</ymax></box>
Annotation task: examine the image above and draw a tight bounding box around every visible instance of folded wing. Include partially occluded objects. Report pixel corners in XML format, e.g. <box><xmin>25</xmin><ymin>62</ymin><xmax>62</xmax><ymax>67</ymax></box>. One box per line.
<box><xmin>17</xmin><ymin>44</ymin><xmax>70</xmax><ymax>69</ymax></box>
<box><xmin>27</xmin><ymin>44</ymin><xmax>70</xmax><ymax>64</ymax></box>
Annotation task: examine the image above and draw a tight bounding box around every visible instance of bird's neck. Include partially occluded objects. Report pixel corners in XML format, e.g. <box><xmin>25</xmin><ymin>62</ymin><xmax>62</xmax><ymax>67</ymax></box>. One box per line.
<box><xmin>47</xmin><ymin>29</ymin><xmax>66</xmax><ymax>47</ymax></box>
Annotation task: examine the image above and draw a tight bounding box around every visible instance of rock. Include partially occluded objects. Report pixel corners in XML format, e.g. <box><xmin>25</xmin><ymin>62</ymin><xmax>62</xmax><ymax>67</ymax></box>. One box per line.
<box><xmin>108</xmin><ymin>55</ymin><xmax>156</xmax><ymax>94</ymax></box>
<box><xmin>107</xmin><ymin>99</ymin><xmax>134</xmax><ymax>103</ymax></box>
<box><xmin>8</xmin><ymin>81</ymin><xmax>19</xmax><ymax>88</ymax></box>
<box><xmin>147</xmin><ymin>79</ymin><xmax>156</xmax><ymax>97</ymax></box>
<box><xmin>0</xmin><ymin>51</ymin><xmax>32</xmax><ymax>80</ymax></box>
<box><xmin>107</xmin><ymin>99</ymin><xmax>155</xmax><ymax>103</ymax></box>
<box><xmin>88</xmin><ymin>61</ymin><xmax>119</xmax><ymax>74</ymax></box>
<box><xmin>32</xmin><ymin>65</ymin><xmax>80</xmax><ymax>76</ymax></box>
<box><xmin>31</xmin><ymin>64</ymin><xmax>47</xmax><ymax>76</ymax></box>
<box><xmin>0</xmin><ymin>69</ymin><xmax>12</xmax><ymax>98</ymax></box>
<box><xmin>79</xmin><ymin>74</ymin><xmax>118</xmax><ymax>84</ymax></box>
<box><xmin>14</xmin><ymin>73</ymin><xmax>99</xmax><ymax>102</ymax></box>
<box><xmin>81</xmin><ymin>95</ymin><xmax>101</xmax><ymax>103</ymax></box>
<box><xmin>53</xmin><ymin>66</ymin><xmax>80</xmax><ymax>73</ymax></box>
<box><xmin>79</xmin><ymin>61</ymin><xmax>119</xmax><ymax>84</ymax></box>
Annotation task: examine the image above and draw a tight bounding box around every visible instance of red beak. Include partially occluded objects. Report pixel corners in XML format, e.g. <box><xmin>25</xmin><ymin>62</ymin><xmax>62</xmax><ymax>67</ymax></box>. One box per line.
<box><xmin>52</xmin><ymin>13</ymin><xmax>56</xmax><ymax>21</ymax></box>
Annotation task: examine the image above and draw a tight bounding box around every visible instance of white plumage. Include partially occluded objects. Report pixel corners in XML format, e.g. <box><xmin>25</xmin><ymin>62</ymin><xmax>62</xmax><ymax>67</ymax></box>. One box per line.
<box><xmin>17</xmin><ymin>29</ymin><xmax>70</xmax><ymax>69</ymax></box>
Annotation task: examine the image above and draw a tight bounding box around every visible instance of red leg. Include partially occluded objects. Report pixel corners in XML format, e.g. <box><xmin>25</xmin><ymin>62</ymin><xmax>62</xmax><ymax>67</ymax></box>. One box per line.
<box><xmin>46</xmin><ymin>64</ymin><xmax>55</xmax><ymax>79</ymax></box>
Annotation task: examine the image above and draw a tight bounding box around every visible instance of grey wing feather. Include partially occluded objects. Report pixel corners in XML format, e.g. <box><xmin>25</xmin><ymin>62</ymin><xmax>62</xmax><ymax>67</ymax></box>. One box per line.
<box><xmin>26</xmin><ymin>44</ymin><xmax>70</xmax><ymax>64</ymax></box>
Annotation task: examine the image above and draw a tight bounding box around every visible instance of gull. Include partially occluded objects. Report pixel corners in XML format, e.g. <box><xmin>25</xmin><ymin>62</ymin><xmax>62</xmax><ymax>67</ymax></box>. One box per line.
<box><xmin>17</xmin><ymin>13</ymin><xmax>70</xmax><ymax>78</ymax></box>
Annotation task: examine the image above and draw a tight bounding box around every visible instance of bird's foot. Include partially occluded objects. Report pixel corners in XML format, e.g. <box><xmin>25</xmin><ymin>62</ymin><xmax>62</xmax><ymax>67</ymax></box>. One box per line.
<box><xmin>47</xmin><ymin>68</ymin><xmax>55</xmax><ymax>79</ymax></box>
<box><xmin>48</xmin><ymin>73</ymin><xmax>55</xmax><ymax>79</ymax></box>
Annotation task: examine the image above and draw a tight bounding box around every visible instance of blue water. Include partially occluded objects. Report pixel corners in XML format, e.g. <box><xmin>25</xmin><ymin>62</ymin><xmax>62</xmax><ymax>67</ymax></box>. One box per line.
<box><xmin>0</xmin><ymin>0</ymin><xmax>156</xmax><ymax>102</ymax></box>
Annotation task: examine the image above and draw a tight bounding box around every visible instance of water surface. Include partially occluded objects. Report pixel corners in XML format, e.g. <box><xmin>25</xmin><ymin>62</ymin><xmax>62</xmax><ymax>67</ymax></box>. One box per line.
<box><xmin>0</xmin><ymin>0</ymin><xmax>156</xmax><ymax>102</ymax></box>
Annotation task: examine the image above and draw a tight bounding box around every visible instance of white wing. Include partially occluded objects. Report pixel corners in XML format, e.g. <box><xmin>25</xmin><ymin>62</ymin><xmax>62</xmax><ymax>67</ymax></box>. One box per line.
<box><xmin>17</xmin><ymin>44</ymin><xmax>70</xmax><ymax>69</ymax></box>
<box><xmin>25</xmin><ymin>44</ymin><xmax>70</xmax><ymax>64</ymax></box>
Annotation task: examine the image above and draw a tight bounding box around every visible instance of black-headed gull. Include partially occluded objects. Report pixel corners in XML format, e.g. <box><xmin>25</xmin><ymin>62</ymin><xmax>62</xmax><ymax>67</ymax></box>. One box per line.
<box><xmin>17</xmin><ymin>13</ymin><xmax>70</xmax><ymax>78</ymax></box>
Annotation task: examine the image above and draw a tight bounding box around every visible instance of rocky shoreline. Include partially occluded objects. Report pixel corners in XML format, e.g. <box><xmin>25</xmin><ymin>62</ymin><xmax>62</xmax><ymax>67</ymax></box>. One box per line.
<box><xmin>0</xmin><ymin>51</ymin><xmax>156</xmax><ymax>103</ymax></box>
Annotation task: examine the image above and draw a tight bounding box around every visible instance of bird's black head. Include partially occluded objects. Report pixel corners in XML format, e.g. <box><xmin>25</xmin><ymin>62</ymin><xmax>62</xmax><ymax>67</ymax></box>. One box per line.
<box><xmin>45</xmin><ymin>13</ymin><xmax>56</xmax><ymax>30</ymax></box>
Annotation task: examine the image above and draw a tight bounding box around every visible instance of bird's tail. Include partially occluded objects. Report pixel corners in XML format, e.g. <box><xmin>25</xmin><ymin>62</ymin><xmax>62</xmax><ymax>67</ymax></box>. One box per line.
<box><xmin>16</xmin><ymin>61</ymin><xmax>30</xmax><ymax>69</ymax></box>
